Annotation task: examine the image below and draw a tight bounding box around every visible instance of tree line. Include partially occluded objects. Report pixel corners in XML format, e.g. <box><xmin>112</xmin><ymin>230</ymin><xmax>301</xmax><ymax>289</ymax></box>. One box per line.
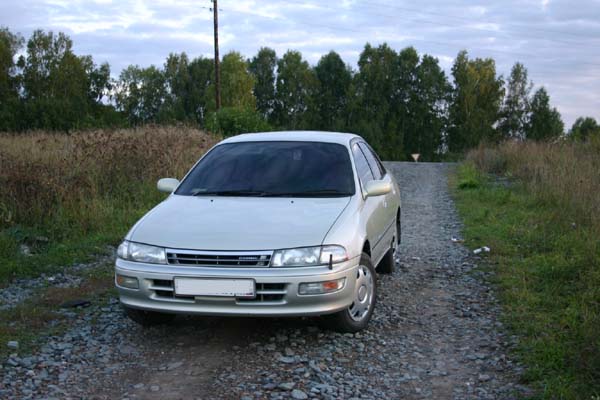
<box><xmin>1</xmin><ymin>27</ymin><xmax>599</xmax><ymax>160</ymax></box>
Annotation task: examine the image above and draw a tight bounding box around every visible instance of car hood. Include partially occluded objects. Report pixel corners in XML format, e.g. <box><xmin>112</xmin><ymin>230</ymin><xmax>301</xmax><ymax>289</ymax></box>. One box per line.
<box><xmin>128</xmin><ymin>195</ymin><xmax>351</xmax><ymax>251</ymax></box>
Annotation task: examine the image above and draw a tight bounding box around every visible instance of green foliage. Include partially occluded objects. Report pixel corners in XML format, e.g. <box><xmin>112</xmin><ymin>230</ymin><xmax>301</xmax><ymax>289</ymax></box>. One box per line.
<box><xmin>498</xmin><ymin>62</ymin><xmax>532</xmax><ymax>140</ymax></box>
<box><xmin>249</xmin><ymin>47</ymin><xmax>277</xmax><ymax>119</ymax></box>
<box><xmin>569</xmin><ymin>116</ymin><xmax>600</xmax><ymax>141</ymax></box>
<box><xmin>206</xmin><ymin>51</ymin><xmax>255</xmax><ymax>112</ymax></box>
<box><xmin>448</xmin><ymin>50</ymin><xmax>505</xmax><ymax>152</ymax></box>
<box><xmin>205</xmin><ymin>107</ymin><xmax>271</xmax><ymax>137</ymax></box>
<box><xmin>526</xmin><ymin>87</ymin><xmax>564</xmax><ymax>140</ymax></box>
<box><xmin>456</xmin><ymin>163</ymin><xmax>482</xmax><ymax>189</ymax></box>
<box><xmin>115</xmin><ymin>65</ymin><xmax>166</xmax><ymax>125</ymax></box>
<box><xmin>273</xmin><ymin>50</ymin><xmax>317</xmax><ymax>129</ymax></box>
<box><xmin>454</xmin><ymin>150</ymin><xmax>600</xmax><ymax>399</ymax></box>
<box><xmin>313</xmin><ymin>51</ymin><xmax>352</xmax><ymax>131</ymax></box>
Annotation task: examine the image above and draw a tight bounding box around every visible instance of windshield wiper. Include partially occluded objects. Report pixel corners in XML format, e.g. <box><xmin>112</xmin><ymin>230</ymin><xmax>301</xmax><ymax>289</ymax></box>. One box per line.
<box><xmin>263</xmin><ymin>190</ymin><xmax>353</xmax><ymax>197</ymax></box>
<box><xmin>192</xmin><ymin>190</ymin><xmax>268</xmax><ymax>197</ymax></box>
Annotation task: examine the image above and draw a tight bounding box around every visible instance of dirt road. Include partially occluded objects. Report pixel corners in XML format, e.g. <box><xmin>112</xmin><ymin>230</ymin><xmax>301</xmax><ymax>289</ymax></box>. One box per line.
<box><xmin>1</xmin><ymin>163</ymin><xmax>531</xmax><ymax>399</ymax></box>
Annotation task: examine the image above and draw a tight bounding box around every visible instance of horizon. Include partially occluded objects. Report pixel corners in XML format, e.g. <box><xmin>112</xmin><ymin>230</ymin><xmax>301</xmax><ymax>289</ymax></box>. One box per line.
<box><xmin>2</xmin><ymin>0</ymin><xmax>599</xmax><ymax>127</ymax></box>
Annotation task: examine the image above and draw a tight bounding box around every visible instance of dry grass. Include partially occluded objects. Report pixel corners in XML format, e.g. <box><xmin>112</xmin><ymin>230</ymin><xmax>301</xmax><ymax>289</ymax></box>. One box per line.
<box><xmin>0</xmin><ymin>125</ymin><xmax>218</xmax><ymax>281</ymax></box>
<box><xmin>0</xmin><ymin>125</ymin><xmax>217</xmax><ymax>227</ymax></box>
<box><xmin>467</xmin><ymin>138</ymin><xmax>600</xmax><ymax>231</ymax></box>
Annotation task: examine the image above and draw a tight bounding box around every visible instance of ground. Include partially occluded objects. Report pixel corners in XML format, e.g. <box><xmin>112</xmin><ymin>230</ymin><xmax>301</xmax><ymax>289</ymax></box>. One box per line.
<box><xmin>0</xmin><ymin>162</ymin><xmax>531</xmax><ymax>399</ymax></box>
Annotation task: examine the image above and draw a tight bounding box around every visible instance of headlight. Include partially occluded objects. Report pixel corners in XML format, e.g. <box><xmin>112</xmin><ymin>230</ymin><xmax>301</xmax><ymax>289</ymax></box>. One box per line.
<box><xmin>271</xmin><ymin>245</ymin><xmax>348</xmax><ymax>267</ymax></box>
<box><xmin>116</xmin><ymin>240</ymin><xmax>167</xmax><ymax>264</ymax></box>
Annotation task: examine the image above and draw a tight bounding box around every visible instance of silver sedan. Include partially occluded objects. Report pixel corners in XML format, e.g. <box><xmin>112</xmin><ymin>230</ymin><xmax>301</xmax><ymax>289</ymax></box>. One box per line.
<box><xmin>115</xmin><ymin>131</ymin><xmax>401</xmax><ymax>332</ymax></box>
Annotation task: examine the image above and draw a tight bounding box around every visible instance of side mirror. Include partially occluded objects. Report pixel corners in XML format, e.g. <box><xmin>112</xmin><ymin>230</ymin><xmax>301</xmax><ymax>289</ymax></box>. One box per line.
<box><xmin>157</xmin><ymin>178</ymin><xmax>180</xmax><ymax>193</ymax></box>
<box><xmin>364</xmin><ymin>180</ymin><xmax>391</xmax><ymax>197</ymax></box>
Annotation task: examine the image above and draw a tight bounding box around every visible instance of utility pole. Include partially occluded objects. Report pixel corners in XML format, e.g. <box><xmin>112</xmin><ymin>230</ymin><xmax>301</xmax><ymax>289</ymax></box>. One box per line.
<box><xmin>212</xmin><ymin>0</ymin><xmax>221</xmax><ymax>110</ymax></box>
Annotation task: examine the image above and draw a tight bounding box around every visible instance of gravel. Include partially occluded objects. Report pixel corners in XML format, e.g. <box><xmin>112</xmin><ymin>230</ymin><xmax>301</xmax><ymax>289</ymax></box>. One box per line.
<box><xmin>1</xmin><ymin>162</ymin><xmax>532</xmax><ymax>399</ymax></box>
<box><xmin>0</xmin><ymin>251</ymin><xmax>114</xmax><ymax>311</ymax></box>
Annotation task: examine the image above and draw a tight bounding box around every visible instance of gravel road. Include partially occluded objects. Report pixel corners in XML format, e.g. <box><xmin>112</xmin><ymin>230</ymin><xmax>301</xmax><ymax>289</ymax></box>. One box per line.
<box><xmin>1</xmin><ymin>162</ymin><xmax>531</xmax><ymax>399</ymax></box>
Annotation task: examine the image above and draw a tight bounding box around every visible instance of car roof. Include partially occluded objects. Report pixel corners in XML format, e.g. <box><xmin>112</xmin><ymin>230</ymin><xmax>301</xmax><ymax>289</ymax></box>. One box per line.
<box><xmin>219</xmin><ymin>131</ymin><xmax>363</xmax><ymax>146</ymax></box>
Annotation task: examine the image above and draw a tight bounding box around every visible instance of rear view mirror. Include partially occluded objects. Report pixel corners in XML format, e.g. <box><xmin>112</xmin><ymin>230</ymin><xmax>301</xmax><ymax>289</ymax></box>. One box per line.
<box><xmin>157</xmin><ymin>178</ymin><xmax>180</xmax><ymax>193</ymax></box>
<box><xmin>364</xmin><ymin>180</ymin><xmax>391</xmax><ymax>197</ymax></box>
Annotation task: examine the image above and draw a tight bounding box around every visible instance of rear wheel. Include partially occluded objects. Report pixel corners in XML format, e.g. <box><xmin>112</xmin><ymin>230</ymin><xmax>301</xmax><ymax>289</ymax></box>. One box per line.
<box><xmin>324</xmin><ymin>253</ymin><xmax>377</xmax><ymax>332</ymax></box>
<box><xmin>124</xmin><ymin>306</ymin><xmax>176</xmax><ymax>326</ymax></box>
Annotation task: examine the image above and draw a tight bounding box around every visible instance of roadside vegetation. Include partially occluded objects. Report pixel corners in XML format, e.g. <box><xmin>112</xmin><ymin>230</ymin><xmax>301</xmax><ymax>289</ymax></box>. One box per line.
<box><xmin>0</xmin><ymin>126</ymin><xmax>218</xmax><ymax>282</ymax></box>
<box><xmin>4</xmin><ymin>26</ymin><xmax>596</xmax><ymax>163</ymax></box>
<box><xmin>454</xmin><ymin>139</ymin><xmax>600</xmax><ymax>399</ymax></box>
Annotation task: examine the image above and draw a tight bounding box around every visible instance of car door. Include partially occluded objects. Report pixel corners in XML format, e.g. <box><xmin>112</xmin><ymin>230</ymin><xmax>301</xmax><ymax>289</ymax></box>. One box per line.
<box><xmin>351</xmin><ymin>141</ymin><xmax>388</xmax><ymax>264</ymax></box>
<box><xmin>357</xmin><ymin>142</ymin><xmax>393</xmax><ymax>262</ymax></box>
<box><xmin>359</xmin><ymin>143</ymin><xmax>397</xmax><ymax>249</ymax></box>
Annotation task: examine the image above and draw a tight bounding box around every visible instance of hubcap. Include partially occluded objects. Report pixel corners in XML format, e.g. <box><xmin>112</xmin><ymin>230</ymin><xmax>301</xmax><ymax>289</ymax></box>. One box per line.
<box><xmin>348</xmin><ymin>265</ymin><xmax>374</xmax><ymax>322</ymax></box>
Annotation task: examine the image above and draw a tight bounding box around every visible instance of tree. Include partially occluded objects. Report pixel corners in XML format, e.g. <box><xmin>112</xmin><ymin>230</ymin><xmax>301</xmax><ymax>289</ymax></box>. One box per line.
<box><xmin>206</xmin><ymin>51</ymin><xmax>255</xmax><ymax>111</ymax></box>
<box><xmin>0</xmin><ymin>27</ymin><xmax>24</xmax><ymax>131</ymax></box>
<box><xmin>312</xmin><ymin>51</ymin><xmax>352</xmax><ymax>131</ymax></box>
<box><xmin>407</xmin><ymin>54</ymin><xmax>451</xmax><ymax>161</ymax></box>
<box><xmin>569</xmin><ymin>117</ymin><xmax>600</xmax><ymax>141</ymax></box>
<box><xmin>160</xmin><ymin>52</ymin><xmax>191</xmax><ymax>121</ymax></box>
<box><xmin>187</xmin><ymin>56</ymin><xmax>213</xmax><ymax>124</ymax></box>
<box><xmin>525</xmin><ymin>87</ymin><xmax>564</xmax><ymax>140</ymax></box>
<box><xmin>115</xmin><ymin>65</ymin><xmax>166</xmax><ymax>125</ymax></box>
<box><xmin>447</xmin><ymin>50</ymin><xmax>505</xmax><ymax>152</ymax></box>
<box><xmin>249</xmin><ymin>47</ymin><xmax>277</xmax><ymax>120</ymax></box>
<box><xmin>19</xmin><ymin>30</ymin><xmax>94</xmax><ymax>130</ymax></box>
<box><xmin>498</xmin><ymin>62</ymin><xmax>532</xmax><ymax>140</ymax></box>
<box><xmin>273</xmin><ymin>50</ymin><xmax>316</xmax><ymax>129</ymax></box>
<box><xmin>349</xmin><ymin>43</ymin><xmax>402</xmax><ymax>159</ymax></box>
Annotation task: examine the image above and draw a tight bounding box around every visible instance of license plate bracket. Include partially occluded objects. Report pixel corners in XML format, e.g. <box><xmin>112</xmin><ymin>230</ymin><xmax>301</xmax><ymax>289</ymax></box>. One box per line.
<box><xmin>174</xmin><ymin>278</ymin><xmax>255</xmax><ymax>298</ymax></box>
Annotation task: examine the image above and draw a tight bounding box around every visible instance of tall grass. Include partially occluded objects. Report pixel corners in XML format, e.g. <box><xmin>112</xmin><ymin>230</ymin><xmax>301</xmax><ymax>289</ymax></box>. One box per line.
<box><xmin>468</xmin><ymin>139</ymin><xmax>600</xmax><ymax>230</ymax></box>
<box><xmin>456</xmin><ymin>139</ymin><xmax>600</xmax><ymax>398</ymax></box>
<box><xmin>0</xmin><ymin>126</ymin><xmax>218</xmax><ymax>281</ymax></box>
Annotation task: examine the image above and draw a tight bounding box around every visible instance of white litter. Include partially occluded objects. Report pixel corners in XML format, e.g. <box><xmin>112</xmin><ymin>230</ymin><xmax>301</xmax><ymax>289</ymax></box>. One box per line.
<box><xmin>473</xmin><ymin>246</ymin><xmax>491</xmax><ymax>255</ymax></box>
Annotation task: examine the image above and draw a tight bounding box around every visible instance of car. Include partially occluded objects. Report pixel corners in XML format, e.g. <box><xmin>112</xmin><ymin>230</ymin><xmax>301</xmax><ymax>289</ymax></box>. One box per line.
<box><xmin>115</xmin><ymin>131</ymin><xmax>401</xmax><ymax>332</ymax></box>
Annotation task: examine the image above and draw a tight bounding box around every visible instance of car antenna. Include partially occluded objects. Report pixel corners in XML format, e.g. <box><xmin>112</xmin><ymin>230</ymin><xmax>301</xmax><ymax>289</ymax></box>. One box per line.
<box><xmin>328</xmin><ymin>254</ymin><xmax>333</xmax><ymax>270</ymax></box>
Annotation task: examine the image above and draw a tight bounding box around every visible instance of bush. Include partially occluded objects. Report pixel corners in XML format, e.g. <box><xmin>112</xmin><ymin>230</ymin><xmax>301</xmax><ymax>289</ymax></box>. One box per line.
<box><xmin>205</xmin><ymin>107</ymin><xmax>271</xmax><ymax>137</ymax></box>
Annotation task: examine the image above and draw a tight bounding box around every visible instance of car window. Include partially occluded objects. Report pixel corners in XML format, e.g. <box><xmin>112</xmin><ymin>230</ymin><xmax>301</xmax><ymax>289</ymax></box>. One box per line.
<box><xmin>358</xmin><ymin>142</ymin><xmax>384</xmax><ymax>180</ymax></box>
<box><xmin>176</xmin><ymin>141</ymin><xmax>355</xmax><ymax>197</ymax></box>
<box><xmin>351</xmin><ymin>142</ymin><xmax>374</xmax><ymax>188</ymax></box>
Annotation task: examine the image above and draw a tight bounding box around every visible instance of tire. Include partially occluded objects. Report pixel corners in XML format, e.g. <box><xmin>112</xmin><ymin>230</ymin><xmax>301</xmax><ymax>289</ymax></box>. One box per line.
<box><xmin>377</xmin><ymin>243</ymin><xmax>395</xmax><ymax>274</ymax></box>
<box><xmin>324</xmin><ymin>252</ymin><xmax>377</xmax><ymax>333</ymax></box>
<box><xmin>397</xmin><ymin>210</ymin><xmax>401</xmax><ymax>245</ymax></box>
<box><xmin>124</xmin><ymin>306</ymin><xmax>176</xmax><ymax>326</ymax></box>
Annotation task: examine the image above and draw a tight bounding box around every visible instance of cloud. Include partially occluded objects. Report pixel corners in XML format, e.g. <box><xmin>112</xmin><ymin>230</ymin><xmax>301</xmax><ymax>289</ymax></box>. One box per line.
<box><xmin>0</xmin><ymin>0</ymin><xmax>598</xmax><ymax>126</ymax></box>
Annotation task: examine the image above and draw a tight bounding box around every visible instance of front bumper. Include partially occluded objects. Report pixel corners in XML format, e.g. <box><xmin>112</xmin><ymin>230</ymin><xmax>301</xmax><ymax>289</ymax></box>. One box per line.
<box><xmin>115</xmin><ymin>257</ymin><xmax>359</xmax><ymax>317</ymax></box>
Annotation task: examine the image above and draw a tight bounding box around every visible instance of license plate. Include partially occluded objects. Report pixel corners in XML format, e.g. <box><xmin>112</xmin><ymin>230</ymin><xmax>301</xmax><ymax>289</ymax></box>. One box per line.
<box><xmin>174</xmin><ymin>278</ymin><xmax>255</xmax><ymax>298</ymax></box>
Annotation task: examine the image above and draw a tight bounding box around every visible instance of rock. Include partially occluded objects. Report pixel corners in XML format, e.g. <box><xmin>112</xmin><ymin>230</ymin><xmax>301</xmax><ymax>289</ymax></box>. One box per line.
<box><xmin>278</xmin><ymin>356</ymin><xmax>295</xmax><ymax>364</ymax></box>
<box><xmin>278</xmin><ymin>382</ymin><xmax>295</xmax><ymax>390</ymax></box>
<box><xmin>150</xmin><ymin>385</ymin><xmax>160</xmax><ymax>392</ymax></box>
<box><xmin>7</xmin><ymin>341</ymin><xmax>18</xmax><ymax>350</ymax></box>
<box><xmin>167</xmin><ymin>361</ymin><xmax>183</xmax><ymax>370</ymax></box>
<box><xmin>291</xmin><ymin>389</ymin><xmax>308</xmax><ymax>399</ymax></box>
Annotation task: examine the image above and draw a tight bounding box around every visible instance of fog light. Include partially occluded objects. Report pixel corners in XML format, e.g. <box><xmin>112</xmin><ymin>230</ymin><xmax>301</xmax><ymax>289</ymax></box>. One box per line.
<box><xmin>298</xmin><ymin>278</ymin><xmax>346</xmax><ymax>295</ymax></box>
<box><xmin>116</xmin><ymin>274</ymin><xmax>139</xmax><ymax>289</ymax></box>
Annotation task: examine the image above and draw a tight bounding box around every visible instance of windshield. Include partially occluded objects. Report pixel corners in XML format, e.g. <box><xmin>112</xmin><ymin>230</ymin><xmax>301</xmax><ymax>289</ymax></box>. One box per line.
<box><xmin>175</xmin><ymin>141</ymin><xmax>355</xmax><ymax>197</ymax></box>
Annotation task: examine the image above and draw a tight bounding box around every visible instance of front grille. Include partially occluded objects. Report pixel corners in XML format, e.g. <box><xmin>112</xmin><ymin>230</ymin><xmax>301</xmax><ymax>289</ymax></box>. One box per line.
<box><xmin>166</xmin><ymin>250</ymin><xmax>272</xmax><ymax>267</ymax></box>
<box><xmin>237</xmin><ymin>283</ymin><xmax>287</xmax><ymax>304</ymax></box>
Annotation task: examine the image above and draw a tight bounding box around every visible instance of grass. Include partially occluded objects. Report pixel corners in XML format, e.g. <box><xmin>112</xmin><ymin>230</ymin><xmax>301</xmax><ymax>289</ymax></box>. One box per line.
<box><xmin>0</xmin><ymin>126</ymin><xmax>218</xmax><ymax>283</ymax></box>
<box><xmin>453</xmin><ymin>143</ymin><xmax>600</xmax><ymax>399</ymax></box>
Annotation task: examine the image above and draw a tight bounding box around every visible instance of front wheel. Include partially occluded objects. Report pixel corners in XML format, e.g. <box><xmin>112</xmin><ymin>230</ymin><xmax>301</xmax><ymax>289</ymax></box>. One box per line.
<box><xmin>324</xmin><ymin>252</ymin><xmax>377</xmax><ymax>332</ymax></box>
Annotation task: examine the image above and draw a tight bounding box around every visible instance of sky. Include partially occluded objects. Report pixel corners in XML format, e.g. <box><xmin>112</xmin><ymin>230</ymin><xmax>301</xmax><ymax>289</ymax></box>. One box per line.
<box><xmin>1</xmin><ymin>0</ymin><xmax>599</xmax><ymax>127</ymax></box>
